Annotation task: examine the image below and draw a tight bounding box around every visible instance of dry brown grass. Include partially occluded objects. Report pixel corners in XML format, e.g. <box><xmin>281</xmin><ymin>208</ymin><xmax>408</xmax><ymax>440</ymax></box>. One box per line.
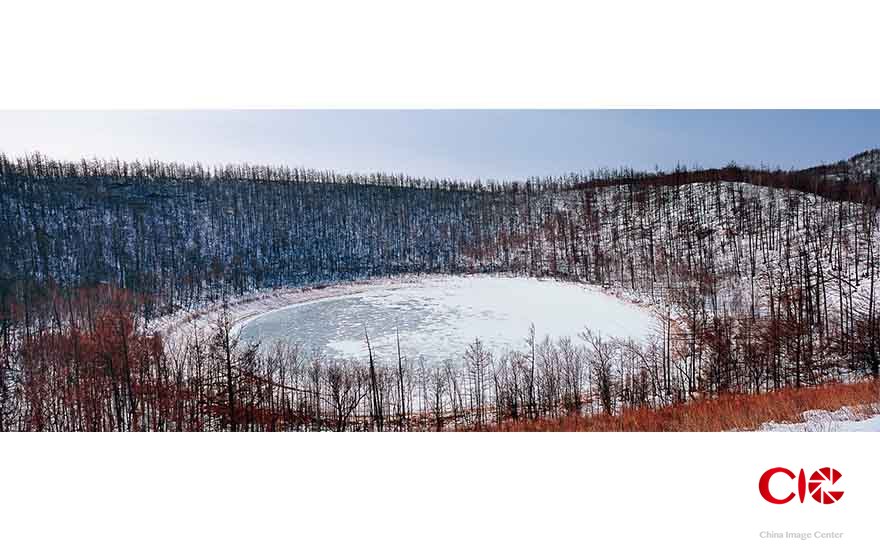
<box><xmin>490</xmin><ymin>380</ymin><xmax>880</xmax><ymax>432</ymax></box>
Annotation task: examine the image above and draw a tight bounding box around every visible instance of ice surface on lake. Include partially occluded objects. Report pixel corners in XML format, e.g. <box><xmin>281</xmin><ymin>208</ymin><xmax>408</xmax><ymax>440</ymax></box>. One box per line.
<box><xmin>238</xmin><ymin>276</ymin><xmax>658</xmax><ymax>364</ymax></box>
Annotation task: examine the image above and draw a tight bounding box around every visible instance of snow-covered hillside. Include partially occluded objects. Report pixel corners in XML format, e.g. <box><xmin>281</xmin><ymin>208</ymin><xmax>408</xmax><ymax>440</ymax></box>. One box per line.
<box><xmin>4</xmin><ymin>151</ymin><xmax>880</xmax><ymax>431</ymax></box>
<box><xmin>847</xmin><ymin>148</ymin><xmax>880</xmax><ymax>178</ymax></box>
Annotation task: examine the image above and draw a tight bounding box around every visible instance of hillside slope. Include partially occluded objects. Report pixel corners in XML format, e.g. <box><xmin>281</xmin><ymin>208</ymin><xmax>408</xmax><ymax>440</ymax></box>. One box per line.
<box><xmin>1</xmin><ymin>151</ymin><xmax>878</xmax><ymax>430</ymax></box>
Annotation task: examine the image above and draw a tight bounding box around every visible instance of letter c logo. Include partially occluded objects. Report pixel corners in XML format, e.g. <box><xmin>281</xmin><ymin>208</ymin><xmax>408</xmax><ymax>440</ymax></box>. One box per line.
<box><xmin>759</xmin><ymin>467</ymin><xmax>796</xmax><ymax>504</ymax></box>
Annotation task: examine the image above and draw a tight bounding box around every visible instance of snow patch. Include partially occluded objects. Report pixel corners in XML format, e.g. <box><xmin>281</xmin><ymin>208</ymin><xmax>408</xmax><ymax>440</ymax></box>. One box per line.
<box><xmin>761</xmin><ymin>404</ymin><xmax>880</xmax><ymax>432</ymax></box>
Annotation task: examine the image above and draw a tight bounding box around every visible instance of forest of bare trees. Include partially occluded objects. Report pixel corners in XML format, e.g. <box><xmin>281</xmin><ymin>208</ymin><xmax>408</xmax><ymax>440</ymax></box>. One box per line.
<box><xmin>1</xmin><ymin>150</ymin><xmax>879</xmax><ymax>431</ymax></box>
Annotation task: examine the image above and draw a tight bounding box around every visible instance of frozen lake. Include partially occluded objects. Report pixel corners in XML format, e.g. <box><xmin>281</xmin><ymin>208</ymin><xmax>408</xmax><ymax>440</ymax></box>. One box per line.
<box><xmin>237</xmin><ymin>276</ymin><xmax>658</xmax><ymax>364</ymax></box>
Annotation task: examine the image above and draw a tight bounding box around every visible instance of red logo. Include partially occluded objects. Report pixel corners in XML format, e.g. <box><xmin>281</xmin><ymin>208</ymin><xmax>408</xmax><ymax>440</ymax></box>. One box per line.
<box><xmin>759</xmin><ymin>467</ymin><xmax>844</xmax><ymax>504</ymax></box>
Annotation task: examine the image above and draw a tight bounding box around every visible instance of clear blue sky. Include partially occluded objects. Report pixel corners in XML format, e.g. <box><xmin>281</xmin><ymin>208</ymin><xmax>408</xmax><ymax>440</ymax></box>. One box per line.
<box><xmin>0</xmin><ymin>110</ymin><xmax>877</xmax><ymax>180</ymax></box>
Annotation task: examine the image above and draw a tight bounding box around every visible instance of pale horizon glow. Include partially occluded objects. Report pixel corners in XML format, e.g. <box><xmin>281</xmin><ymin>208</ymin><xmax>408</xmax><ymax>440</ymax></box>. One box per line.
<box><xmin>0</xmin><ymin>110</ymin><xmax>877</xmax><ymax>181</ymax></box>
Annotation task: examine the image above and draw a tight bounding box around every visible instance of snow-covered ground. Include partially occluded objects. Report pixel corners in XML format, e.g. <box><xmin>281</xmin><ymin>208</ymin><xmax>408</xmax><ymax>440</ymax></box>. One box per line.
<box><xmin>760</xmin><ymin>404</ymin><xmax>880</xmax><ymax>432</ymax></box>
<box><xmin>161</xmin><ymin>274</ymin><xmax>660</xmax><ymax>364</ymax></box>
